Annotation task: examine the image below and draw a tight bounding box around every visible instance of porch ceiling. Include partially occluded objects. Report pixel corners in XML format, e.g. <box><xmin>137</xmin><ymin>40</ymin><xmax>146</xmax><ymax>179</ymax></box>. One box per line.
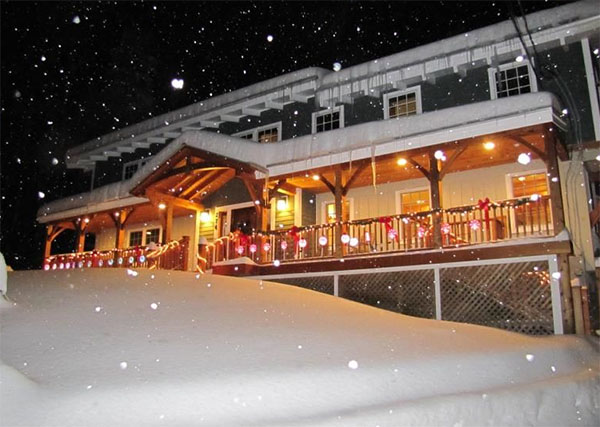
<box><xmin>278</xmin><ymin>124</ymin><xmax>548</xmax><ymax>194</ymax></box>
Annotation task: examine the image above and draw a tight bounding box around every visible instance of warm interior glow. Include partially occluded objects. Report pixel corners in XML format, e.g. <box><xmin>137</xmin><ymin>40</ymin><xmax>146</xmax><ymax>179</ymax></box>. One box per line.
<box><xmin>312</xmin><ymin>174</ymin><xmax>320</xmax><ymax>181</ymax></box>
<box><xmin>397</xmin><ymin>158</ymin><xmax>407</xmax><ymax>166</ymax></box>
<box><xmin>158</xmin><ymin>203</ymin><xmax>167</xmax><ymax>210</ymax></box>
<box><xmin>483</xmin><ymin>141</ymin><xmax>495</xmax><ymax>151</ymax></box>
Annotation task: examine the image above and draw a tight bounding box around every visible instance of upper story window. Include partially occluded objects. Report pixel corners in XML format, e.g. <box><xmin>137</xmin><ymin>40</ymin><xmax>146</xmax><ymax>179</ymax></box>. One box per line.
<box><xmin>122</xmin><ymin>157</ymin><xmax>152</xmax><ymax>180</ymax></box>
<box><xmin>489</xmin><ymin>61</ymin><xmax>537</xmax><ymax>99</ymax></box>
<box><xmin>233</xmin><ymin>122</ymin><xmax>282</xmax><ymax>143</ymax></box>
<box><xmin>312</xmin><ymin>106</ymin><xmax>344</xmax><ymax>134</ymax></box>
<box><xmin>383</xmin><ymin>86</ymin><xmax>422</xmax><ymax>120</ymax></box>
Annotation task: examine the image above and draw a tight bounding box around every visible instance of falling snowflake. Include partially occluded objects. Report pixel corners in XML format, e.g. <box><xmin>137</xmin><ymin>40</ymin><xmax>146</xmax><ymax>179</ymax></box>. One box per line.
<box><xmin>72</xmin><ymin>16</ymin><xmax>81</xmax><ymax>24</ymax></box>
<box><xmin>119</xmin><ymin>361</ymin><xmax>128</xmax><ymax>370</ymax></box>
<box><xmin>525</xmin><ymin>354</ymin><xmax>535</xmax><ymax>362</ymax></box>
<box><xmin>126</xmin><ymin>269</ymin><xmax>138</xmax><ymax>277</ymax></box>
<box><xmin>171</xmin><ymin>78</ymin><xmax>184</xmax><ymax>89</ymax></box>
<box><xmin>333</xmin><ymin>62</ymin><xmax>342</xmax><ymax>72</ymax></box>
<box><xmin>150</xmin><ymin>302</ymin><xmax>158</xmax><ymax>310</ymax></box>
<box><xmin>348</xmin><ymin>360</ymin><xmax>359</xmax><ymax>369</ymax></box>
<box><xmin>38</xmin><ymin>191</ymin><xmax>45</xmax><ymax>199</ymax></box>
<box><xmin>266</xmin><ymin>34</ymin><xmax>274</xmax><ymax>42</ymax></box>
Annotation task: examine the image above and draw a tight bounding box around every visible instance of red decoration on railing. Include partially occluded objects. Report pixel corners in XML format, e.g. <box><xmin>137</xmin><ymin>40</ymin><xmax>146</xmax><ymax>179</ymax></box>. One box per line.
<box><xmin>478</xmin><ymin>198</ymin><xmax>491</xmax><ymax>231</ymax></box>
<box><xmin>379</xmin><ymin>217</ymin><xmax>398</xmax><ymax>241</ymax></box>
<box><xmin>289</xmin><ymin>226</ymin><xmax>300</xmax><ymax>250</ymax></box>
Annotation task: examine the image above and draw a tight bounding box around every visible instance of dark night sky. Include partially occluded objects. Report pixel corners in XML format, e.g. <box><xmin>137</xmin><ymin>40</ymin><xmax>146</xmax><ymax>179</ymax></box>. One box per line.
<box><xmin>0</xmin><ymin>1</ymin><xmax>567</xmax><ymax>269</ymax></box>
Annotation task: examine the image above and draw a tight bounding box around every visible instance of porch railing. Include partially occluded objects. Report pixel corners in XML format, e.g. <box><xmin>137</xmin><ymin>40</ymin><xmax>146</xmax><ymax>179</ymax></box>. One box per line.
<box><xmin>44</xmin><ymin>237</ymin><xmax>190</xmax><ymax>271</ymax></box>
<box><xmin>209</xmin><ymin>195</ymin><xmax>554</xmax><ymax>266</ymax></box>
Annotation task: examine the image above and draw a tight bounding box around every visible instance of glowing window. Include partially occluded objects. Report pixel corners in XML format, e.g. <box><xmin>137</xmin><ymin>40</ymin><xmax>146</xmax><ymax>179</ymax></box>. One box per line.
<box><xmin>400</xmin><ymin>189</ymin><xmax>430</xmax><ymax>214</ymax></box>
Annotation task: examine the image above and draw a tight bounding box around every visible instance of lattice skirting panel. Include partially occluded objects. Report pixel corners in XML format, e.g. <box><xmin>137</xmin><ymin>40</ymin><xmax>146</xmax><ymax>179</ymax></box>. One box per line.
<box><xmin>271</xmin><ymin>276</ymin><xmax>334</xmax><ymax>295</ymax></box>
<box><xmin>440</xmin><ymin>261</ymin><xmax>554</xmax><ymax>335</ymax></box>
<box><xmin>338</xmin><ymin>270</ymin><xmax>435</xmax><ymax>318</ymax></box>
<box><xmin>259</xmin><ymin>256</ymin><xmax>559</xmax><ymax>335</ymax></box>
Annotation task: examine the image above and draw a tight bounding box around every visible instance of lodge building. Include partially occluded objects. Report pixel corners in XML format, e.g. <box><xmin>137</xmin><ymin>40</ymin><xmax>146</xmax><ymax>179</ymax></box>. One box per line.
<box><xmin>39</xmin><ymin>1</ymin><xmax>600</xmax><ymax>336</ymax></box>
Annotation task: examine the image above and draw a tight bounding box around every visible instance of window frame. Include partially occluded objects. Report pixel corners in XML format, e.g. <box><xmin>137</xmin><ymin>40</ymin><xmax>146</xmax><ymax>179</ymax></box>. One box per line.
<box><xmin>395</xmin><ymin>187</ymin><xmax>432</xmax><ymax>215</ymax></box>
<box><xmin>488</xmin><ymin>60</ymin><xmax>538</xmax><ymax>100</ymax></box>
<box><xmin>311</xmin><ymin>105</ymin><xmax>345</xmax><ymax>134</ymax></box>
<box><xmin>127</xmin><ymin>225</ymin><xmax>163</xmax><ymax>248</ymax></box>
<box><xmin>122</xmin><ymin>157</ymin><xmax>152</xmax><ymax>181</ymax></box>
<box><xmin>383</xmin><ymin>86</ymin><xmax>422</xmax><ymax>120</ymax></box>
<box><xmin>319</xmin><ymin>197</ymin><xmax>354</xmax><ymax>224</ymax></box>
<box><xmin>232</xmin><ymin>121</ymin><xmax>282</xmax><ymax>143</ymax></box>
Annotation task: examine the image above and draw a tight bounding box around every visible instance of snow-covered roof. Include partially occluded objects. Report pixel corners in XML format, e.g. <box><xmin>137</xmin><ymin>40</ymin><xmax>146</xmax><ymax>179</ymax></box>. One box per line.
<box><xmin>318</xmin><ymin>0</ymin><xmax>599</xmax><ymax>91</ymax></box>
<box><xmin>64</xmin><ymin>0</ymin><xmax>598</xmax><ymax>168</ymax></box>
<box><xmin>38</xmin><ymin>92</ymin><xmax>563</xmax><ymax>223</ymax></box>
<box><xmin>2</xmin><ymin>269</ymin><xmax>598</xmax><ymax>425</ymax></box>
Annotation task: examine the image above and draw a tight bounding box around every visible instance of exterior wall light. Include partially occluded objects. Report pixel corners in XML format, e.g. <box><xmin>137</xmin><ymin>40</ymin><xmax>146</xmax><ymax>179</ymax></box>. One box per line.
<box><xmin>517</xmin><ymin>153</ymin><xmax>531</xmax><ymax>165</ymax></box>
<box><xmin>397</xmin><ymin>158</ymin><xmax>407</xmax><ymax>166</ymax></box>
<box><xmin>200</xmin><ymin>210</ymin><xmax>211</xmax><ymax>223</ymax></box>
<box><xmin>312</xmin><ymin>174</ymin><xmax>320</xmax><ymax>181</ymax></box>
<box><xmin>277</xmin><ymin>196</ymin><xmax>288</xmax><ymax>211</ymax></box>
<box><xmin>483</xmin><ymin>141</ymin><xmax>495</xmax><ymax>150</ymax></box>
<box><xmin>158</xmin><ymin>202</ymin><xmax>167</xmax><ymax>210</ymax></box>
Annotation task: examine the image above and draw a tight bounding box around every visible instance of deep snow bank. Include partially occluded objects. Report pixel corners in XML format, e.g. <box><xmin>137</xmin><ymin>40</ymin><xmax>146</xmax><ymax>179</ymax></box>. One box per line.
<box><xmin>1</xmin><ymin>269</ymin><xmax>598</xmax><ymax>426</ymax></box>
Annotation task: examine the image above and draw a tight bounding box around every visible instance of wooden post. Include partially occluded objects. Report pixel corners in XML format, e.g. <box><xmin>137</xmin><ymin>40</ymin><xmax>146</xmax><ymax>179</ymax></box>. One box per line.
<box><xmin>334</xmin><ymin>165</ymin><xmax>346</xmax><ymax>256</ymax></box>
<box><xmin>73</xmin><ymin>219</ymin><xmax>88</xmax><ymax>253</ymax></box>
<box><xmin>429</xmin><ymin>152</ymin><xmax>442</xmax><ymax>247</ymax></box>
<box><xmin>544</xmin><ymin>129</ymin><xmax>566</xmax><ymax>233</ymax></box>
<box><xmin>165</xmin><ymin>204</ymin><xmax>173</xmax><ymax>243</ymax></box>
<box><xmin>110</xmin><ymin>209</ymin><xmax>134</xmax><ymax>249</ymax></box>
<box><xmin>44</xmin><ymin>224</ymin><xmax>67</xmax><ymax>259</ymax></box>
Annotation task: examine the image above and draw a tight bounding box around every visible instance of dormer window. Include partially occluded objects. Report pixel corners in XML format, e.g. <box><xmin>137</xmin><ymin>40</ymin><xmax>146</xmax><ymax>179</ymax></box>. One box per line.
<box><xmin>383</xmin><ymin>86</ymin><xmax>422</xmax><ymax>120</ymax></box>
<box><xmin>488</xmin><ymin>61</ymin><xmax>537</xmax><ymax>99</ymax></box>
<box><xmin>233</xmin><ymin>122</ymin><xmax>282</xmax><ymax>143</ymax></box>
<box><xmin>122</xmin><ymin>157</ymin><xmax>152</xmax><ymax>180</ymax></box>
<box><xmin>312</xmin><ymin>106</ymin><xmax>344</xmax><ymax>133</ymax></box>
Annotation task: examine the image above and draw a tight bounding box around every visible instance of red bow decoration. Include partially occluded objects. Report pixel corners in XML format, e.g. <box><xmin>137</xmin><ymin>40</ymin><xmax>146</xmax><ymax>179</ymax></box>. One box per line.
<box><xmin>478</xmin><ymin>198</ymin><xmax>491</xmax><ymax>231</ymax></box>
<box><xmin>379</xmin><ymin>217</ymin><xmax>393</xmax><ymax>233</ymax></box>
<box><xmin>238</xmin><ymin>232</ymin><xmax>249</xmax><ymax>248</ymax></box>
<box><xmin>379</xmin><ymin>216</ymin><xmax>398</xmax><ymax>241</ymax></box>
<box><xmin>289</xmin><ymin>226</ymin><xmax>300</xmax><ymax>249</ymax></box>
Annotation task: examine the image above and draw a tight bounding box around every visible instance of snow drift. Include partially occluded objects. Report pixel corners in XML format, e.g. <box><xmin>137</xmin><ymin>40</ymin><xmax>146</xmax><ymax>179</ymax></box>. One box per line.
<box><xmin>1</xmin><ymin>269</ymin><xmax>598</xmax><ymax>426</ymax></box>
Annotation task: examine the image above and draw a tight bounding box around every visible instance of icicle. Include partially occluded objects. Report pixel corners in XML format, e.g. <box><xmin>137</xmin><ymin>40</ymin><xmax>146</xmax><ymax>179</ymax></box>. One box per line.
<box><xmin>371</xmin><ymin>145</ymin><xmax>377</xmax><ymax>194</ymax></box>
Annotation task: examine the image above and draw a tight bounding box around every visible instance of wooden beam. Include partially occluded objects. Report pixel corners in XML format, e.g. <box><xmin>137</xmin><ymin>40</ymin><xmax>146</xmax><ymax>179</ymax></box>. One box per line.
<box><xmin>44</xmin><ymin>224</ymin><xmax>67</xmax><ymax>258</ymax></box>
<box><xmin>513</xmin><ymin>136</ymin><xmax>547</xmax><ymax>164</ymax></box>
<box><xmin>178</xmin><ymin>170</ymin><xmax>222</xmax><ymax>198</ymax></box>
<box><xmin>146</xmin><ymin>187</ymin><xmax>205</xmax><ymax>212</ymax></box>
<box><xmin>268</xmin><ymin>180</ymin><xmax>287</xmax><ymax>199</ymax></box>
<box><xmin>439</xmin><ymin>144</ymin><xmax>468</xmax><ymax>179</ymax></box>
<box><xmin>319</xmin><ymin>174</ymin><xmax>336</xmax><ymax>195</ymax></box>
<box><xmin>407</xmin><ymin>157</ymin><xmax>430</xmax><ymax>180</ymax></box>
<box><xmin>109</xmin><ymin>208</ymin><xmax>135</xmax><ymax>249</ymax></box>
<box><xmin>342</xmin><ymin>161</ymin><xmax>370</xmax><ymax>196</ymax></box>
<box><xmin>189</xmin><ymin>170</ymin><xmax>236</xmax><ymax>202</ymax></box>
<box><xmin>160</xmin><ymin>162</ymin><xmax>230</xmax><ymax>181</ymax></box>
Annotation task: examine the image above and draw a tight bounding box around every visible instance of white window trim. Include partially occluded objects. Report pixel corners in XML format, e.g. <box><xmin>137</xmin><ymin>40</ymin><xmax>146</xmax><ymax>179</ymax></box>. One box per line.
<box><xmin>505</xmin><ymin>168</ymin><xmax>548</xmax><ymax>199</ymax></box>
<box><xmin>311</xmin><ymin>105</ymin><xmax>345</xmax><ymax>134</ymax></box>
<box><xmin>127</xmin><ymin>225</ymin><xmax>163</xmax><ymax>248</ymax></box>
<box><xmin>488</xmin><ymin>60</ymin><xmax>538</xmax><ymax>100</ymax></box>
<box><xmin>394</xmin><ymin>187</ymin><xmax>432</xmax><ymax>215</ymax></box>
<box><xmin>122</xmin><ymin>156</ymin><xmax>153</xmax><ymax>180</ymax></box>
<box><xmin>383</xmin><ymin>86</ymin><xmax>422</xmax><ymax>120</ymax></box>
<box><xmin>320</xmin><ymin>198</ymin><xmax>354</xmax><ymax>224</ymax></box>
<box><xmin>232</xmin><ymin>121</ymin><xmax>282</xmax><ymax>142</ymax></box>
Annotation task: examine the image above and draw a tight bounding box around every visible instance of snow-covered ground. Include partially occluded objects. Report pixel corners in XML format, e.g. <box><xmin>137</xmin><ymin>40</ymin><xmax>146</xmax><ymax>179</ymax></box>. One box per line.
<box><xmin>1</xmin><ymin>269</ymin><xmax>598</xmax><ymax>426</ymax></box>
